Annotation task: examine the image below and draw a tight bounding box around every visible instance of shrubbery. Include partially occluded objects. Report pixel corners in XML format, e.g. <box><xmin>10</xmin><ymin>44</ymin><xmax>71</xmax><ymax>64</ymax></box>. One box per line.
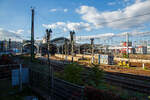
<box><xmin>84</xmin><ymin>86</ymin><xmax>139</xmax><ymax>100</ymax></box>
<box><xmin>60</xmin><ymin>63</ymin><xmax>104</xmax><ymax>86</ymax></box>
<box><xmin>86</xmin><ymin>64</ymin><xmax>104</xmax><ymax>87</ymax></box>
<box><xmin>63</xmin><ymin>63</ymin><xmax>84</xmax><ymax>85</ymax></box>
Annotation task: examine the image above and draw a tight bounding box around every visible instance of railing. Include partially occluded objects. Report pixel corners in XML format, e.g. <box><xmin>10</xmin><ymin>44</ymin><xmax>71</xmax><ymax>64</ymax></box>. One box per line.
<box><xmin>30</xmin><ymin>69</ymin><xmax>85</xmax><ymax>100</ymax></box>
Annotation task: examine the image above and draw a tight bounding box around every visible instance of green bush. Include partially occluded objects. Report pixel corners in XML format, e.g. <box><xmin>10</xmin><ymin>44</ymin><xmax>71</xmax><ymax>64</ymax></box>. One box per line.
<box><xmin>60</xmin><ymin>63</ymin><xmax>104</xmax><ymax>86</ymax></box>
<box><xmin>87</xmin><ymin>64</ymin><xmax>104</xmax><ymax>87</ymax></box>
<box><xmin>63</xmin><ymin>63</ymin><xmax>84</xmax><ymax>85</ymax></box>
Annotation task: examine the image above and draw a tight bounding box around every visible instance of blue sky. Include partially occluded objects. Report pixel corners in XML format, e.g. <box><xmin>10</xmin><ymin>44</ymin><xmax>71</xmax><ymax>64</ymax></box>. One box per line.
<box><xmin>0</xmin><ymin>0</ymin><xmax>150</xmax><ymax>43</ymax></box>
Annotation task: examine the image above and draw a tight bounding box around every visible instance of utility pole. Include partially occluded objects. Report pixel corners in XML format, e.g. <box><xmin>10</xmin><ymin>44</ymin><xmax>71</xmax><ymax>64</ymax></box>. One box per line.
<box><xmin>70</xmin><ymin>31</ymin><xmax>75</xmax><ymax>62</ymax></box>
<box><xmin>9</xmin><ymin>38</ymin><xmax>11</xmax><ymax>50</ymax></box>
<box><xmin>31</xmin><ymin>7</ymin><xmax>35</xmax><ymax>61</ymax></box>
<box><xmin>78</xmin><ymin>45</ymin><xmax>80</xmax><ymax>54</ymax></box>
<box><xmin>126</xmin><ymin>32</ymin><xmax>129</xmax><ymax>58</ymax></box>
<box><xmin>1</xmin><ymin>41</ymin><xmax>4</xmax><ymax>52</ymax></box>
<box><xmin>46</xmin><ymin>29</ymin><xmax>54</xmax><ymax>100</ymax></box>
<box><xmin>4</xmin><ymin>39</ymin><xmax>7</xmax><ymax>52</ymax></box>
<box><xmin>62</xmin><ymin>44</ymin><xmax>63</xmax><ymax>59</ymax></box>
<box><xmin>91</xmin><ymin>38</ymin><xmax>94</xmax><ymax>64</ymax></box>
<box><xmin>126</xmin><ymin>32</ymin><xmax>130</xmax><ymax>67</ymax></box>
<box><xmin>65</xmin><ymin>39</ymin><xmax>67</xmax><ymax>60</ymax></box>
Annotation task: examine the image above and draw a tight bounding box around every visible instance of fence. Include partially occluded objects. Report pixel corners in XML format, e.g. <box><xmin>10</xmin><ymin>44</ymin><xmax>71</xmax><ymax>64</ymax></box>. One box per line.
<box><xmin>30</xmin><ymin>69</ymin><xmax>85</xmax><ymax>100</ymax></box>
<box><xmin>0</xmin><ymin>64</ymin><xmax>29</xmax><ymax>98</ymax></box>
<box><xmin>0</xmin><ymin>64</ymin><xmax>20</xmax><ymax>79</ymax></box>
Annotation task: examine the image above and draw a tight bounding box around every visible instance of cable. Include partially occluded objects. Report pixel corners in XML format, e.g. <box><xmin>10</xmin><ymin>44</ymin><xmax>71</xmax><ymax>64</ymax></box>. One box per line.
<box><xmin>35</xmin><ymin>8</ymin><xmax>150</xmax><ymax>44</ymax></box>
<box><xmin>37</xmin><ymin>9</ymin><xmax>150</xmax><ymax>30</ymax></box>
<box><xmin>97</xmin><ymin>12</ymin><xmax>150</xmax><ymax>26</ymax></box>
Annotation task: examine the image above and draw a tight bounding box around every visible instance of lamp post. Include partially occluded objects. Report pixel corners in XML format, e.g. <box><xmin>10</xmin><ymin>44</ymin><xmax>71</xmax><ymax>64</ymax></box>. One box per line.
<box><xmin>70</xmin><ymin>31</ymin><xmax>75</xmax><ymax>62</ymax></box>
<box><xmin>91</xmin><ymin>38</ymin><xmax>94</xmax><ymax>64</ymax></box>
<box><xmin>65</xmin><ymin>39</ymin><xmax>68</xmax><ymax>60</ymax></box>
<box><xmin>46</xmin><ymin>29</ymin><xmax>54</xmax><ymax>100</ymax></box>
<box><xmin>9</xmin><ymin>38</ymin><xmax>11</xmax><ymax>50</ymax></box>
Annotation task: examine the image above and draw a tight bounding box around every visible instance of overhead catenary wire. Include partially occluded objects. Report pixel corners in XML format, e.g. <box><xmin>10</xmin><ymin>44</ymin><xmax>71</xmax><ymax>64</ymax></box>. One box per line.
<box><xmin>97</xmin><ymin>12</ymin><xmax>150</xmax><ymax>26</ymax></box>
<box><xmin>35</xmin><ymin>9</ymin><xmax>150</xmax><ymax>45</ymax></box>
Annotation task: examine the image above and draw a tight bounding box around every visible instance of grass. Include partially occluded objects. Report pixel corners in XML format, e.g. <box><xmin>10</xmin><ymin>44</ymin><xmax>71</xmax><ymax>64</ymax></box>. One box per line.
<box><xmin>54</xmin><ymin>65</ymin><xmax>148</xmax><ymax>100</ymax></box>
<box><xmin>144</xmin><ymin>67</ymin><xmax>150</xmax><ymax>71</ymax></box>
<box><xmin>18</xmin><ymin>55</ymin><xmax>49</xmax><ymax>73</ymax></box>
<box><xmin>96</xmin><ymin>82</ymin><xmax>148</xmax><ymax>100</ymax></box>
<box><xmin>19</xmin><ymin>55</ymin><xmax>149</xmax><ymax>100</ymax></box>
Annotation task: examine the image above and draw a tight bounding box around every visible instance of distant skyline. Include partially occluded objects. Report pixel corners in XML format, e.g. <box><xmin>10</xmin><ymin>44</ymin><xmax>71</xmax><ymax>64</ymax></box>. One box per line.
<box><xmin>0</xmin><ymin>0</ymin><xmax>150</xmax><ymax>43</ymax></box>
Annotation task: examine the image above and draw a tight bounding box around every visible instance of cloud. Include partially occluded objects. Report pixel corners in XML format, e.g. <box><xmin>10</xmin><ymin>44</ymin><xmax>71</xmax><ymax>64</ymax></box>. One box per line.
<box><xmin>0</xmin><ymin>28</ymin><xmax>22</xmax><ymax>40</ymax></box>
<box><xmin>16</xmin><ymin>29</ymin><xmax>24</xmax><ymax>34</ymax></box>
<box><xmin>49</xmin><ymin>8</ymin><xmax>68</xmax><ymax>13</ymax></box>
<box><xmin>76</xmin><ymin>0</ymin><xmax>150</xmax><ymax>30</ymax></box>
<box><xmin>50</xmin><ymin>9</ymin><xmax>57</xmax><ymax>12</ymax></box>
<box><xmin>64</xmin><ymin>9</ymin><xmax>68</xmax><ymax>12</ymax></box>
<box><xmin>76</xmin><ymin>31</ymin><xmax>150</xmax><ymax>41</ymax></box>
<box><xmin>42</xmin><ymin>22</ymin><xmax>92</xmax><ymax>32</ymax></box>
<box><xmin>9</xmin><ymin>29</ymin><xmax>24</xmax><ymax>34</ymax></box>
<box><xmin>108</xmin><ymin>2</ymin><xmax>116</xmax><ymax>6</ymax></box>
<box><xmin>76</xmin><ymin>33</ymin><xmax>115</xmax><ymax>40</ymax></box>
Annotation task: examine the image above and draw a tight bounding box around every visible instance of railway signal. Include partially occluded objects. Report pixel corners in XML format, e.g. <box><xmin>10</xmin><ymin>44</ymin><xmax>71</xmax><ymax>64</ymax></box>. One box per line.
<box><xmin>91</xmin><ymin>38</ymin><xmax>94</xmax><ymax>64</ymax></box>
<box><xmin>46</xmin><ymin>28</ymin><xmax>54</xmax><ymax>100</ymax></box>
<box><xmin>70</xmin><ymin>31</ymin><xmax>75</xmax><ymax>62</ymax></box>
<box><xmin>65</xmin><ymin>38</ymin><xmax>68</xmax><ymax>60</ymax></box>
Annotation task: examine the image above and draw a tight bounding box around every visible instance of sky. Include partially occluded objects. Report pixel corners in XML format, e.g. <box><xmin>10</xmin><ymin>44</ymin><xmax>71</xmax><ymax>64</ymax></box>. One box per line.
<box><xmin>0</xmin><ymin>0</ymin><xmax>150</xmax><ymax>44</ymax></box>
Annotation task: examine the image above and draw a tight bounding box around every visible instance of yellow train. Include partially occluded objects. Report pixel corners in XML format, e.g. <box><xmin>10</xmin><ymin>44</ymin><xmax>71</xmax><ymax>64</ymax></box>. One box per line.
<box><xmin>118</xmin><ymin>61</ymin><xmax>130</xmax><ymax>67</ymax></box>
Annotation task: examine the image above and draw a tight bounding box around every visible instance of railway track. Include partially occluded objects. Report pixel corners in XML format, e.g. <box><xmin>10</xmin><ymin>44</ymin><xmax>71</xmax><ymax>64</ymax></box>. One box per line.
<box><xmin>104</xmin><ymin>74</ymin><xmax>150</xmax><ymax>94</ymax></box>
<box><xmin>37</xmin><ymin>57</ymin><xmax>150</xmax><ymax>94</ymax></box>
<box><xmin>105</xmin><ymin>71</ymin><xmax>150</xmax><ymax>82</ymax></box>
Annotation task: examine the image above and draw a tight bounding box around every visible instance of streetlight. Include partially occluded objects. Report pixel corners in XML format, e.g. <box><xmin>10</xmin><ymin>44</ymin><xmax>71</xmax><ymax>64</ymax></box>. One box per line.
<box><xmin>46</xmin><ymin>29</ymin><xmax>53</xmax><ymax>100</ymax></box>
<box><xmin>90</xmin><ymin>38</ymin><xmax>94</xmax><ymax>64</ymax></box>
<box><xmin>70</xmin><ymin>31</ymin><xmax>75</xmax><ymax>62</ymax></box>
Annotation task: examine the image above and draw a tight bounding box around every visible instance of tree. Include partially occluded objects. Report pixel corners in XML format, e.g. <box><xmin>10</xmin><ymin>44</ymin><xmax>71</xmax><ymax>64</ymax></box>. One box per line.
<box><xmin>63</xmin><ymin>63</ymin><xmax>83</xmax><ymax>85</ymax></box>
<box><xmin>87</xmin><ymin>64</ymin><xmax>104</xmax><ymax>87</ymax></box>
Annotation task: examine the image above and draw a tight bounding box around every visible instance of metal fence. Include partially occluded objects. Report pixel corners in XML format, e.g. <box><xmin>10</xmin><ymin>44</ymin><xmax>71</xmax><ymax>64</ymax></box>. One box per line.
<box><xmin>0</xmin><ymin>64</ymin><xmax>20</xmax><ymax>80</ymax></box>
<box><xmin>29</xmin><ymin>69</ymin><xmax>85</xmax><ymax>100</ymax></box>
<box><xmin>0</xmin><ymin>64</ymin><xmax>29</xmax><ymax>98</ymax></box>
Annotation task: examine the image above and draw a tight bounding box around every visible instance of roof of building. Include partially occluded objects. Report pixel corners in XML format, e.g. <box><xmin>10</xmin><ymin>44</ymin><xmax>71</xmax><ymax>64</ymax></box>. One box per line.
<box><xmin>51</xmin><ymin>37</ymin><xmax>70</xmax><ymax>43</ymax></box>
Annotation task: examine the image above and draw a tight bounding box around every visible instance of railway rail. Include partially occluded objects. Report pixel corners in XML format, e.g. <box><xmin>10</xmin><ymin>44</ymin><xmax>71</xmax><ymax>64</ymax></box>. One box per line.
<box><xmin>37</xmin><ymin>57</ymin><xmax>150</xmax><ymax>94</ymax></box>
<box><xmin>104</xmin><ymin>74</ymin><xmax>150</xmax><ymax>94</ymax></box>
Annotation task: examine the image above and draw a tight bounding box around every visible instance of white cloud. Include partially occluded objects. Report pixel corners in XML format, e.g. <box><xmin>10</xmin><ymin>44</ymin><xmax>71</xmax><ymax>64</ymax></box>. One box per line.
<box><xmin>9</xmin><ymin>29</ymin><xmax>24</xmax><ymax>34</ymax></box>
<box><xmin>76</xmin><ymin>33</ymin><xmax>115</xmax><ymax>40</ymax></box>
<box><xmin>49</xmin><ymin>8</ymin><xmax>68</xmax><ymax>13</ymax></box>
<box><xmin>0</xmin><ymin>28</ymin><xmax>22</xmax><ymax>40</ymax></box>
<box><xmin>76</xmin><ymin>31</ymin><xmax>150</xmax><ymax>41</ymax></box>
<box><xmin>16</xmin><ymin>29</ymin><xmax>24</xmax><ymax>34</ymax></box>
<box><xmin>42</xmin><ymin>22</ymin><xmax>92</xmax><ymax>32</ymax></box>
<box><xmin>76</xmin><ymin>0</ymin><xmax>150</xmax><ymax>30</ymax></box>
<box><xmin>50</xmin><ymin>9</ymin><xmax>57</xmax><ymax>12</ymax></box>
<box><xmin>64</xmin><ymin>9</ymin><xmax>68</xmax><ymax>12</ymax></box>
<box><xmin>108</xmin><ymin>2</ymin><xmax>116</xmax><ymax>6</ymax></box>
